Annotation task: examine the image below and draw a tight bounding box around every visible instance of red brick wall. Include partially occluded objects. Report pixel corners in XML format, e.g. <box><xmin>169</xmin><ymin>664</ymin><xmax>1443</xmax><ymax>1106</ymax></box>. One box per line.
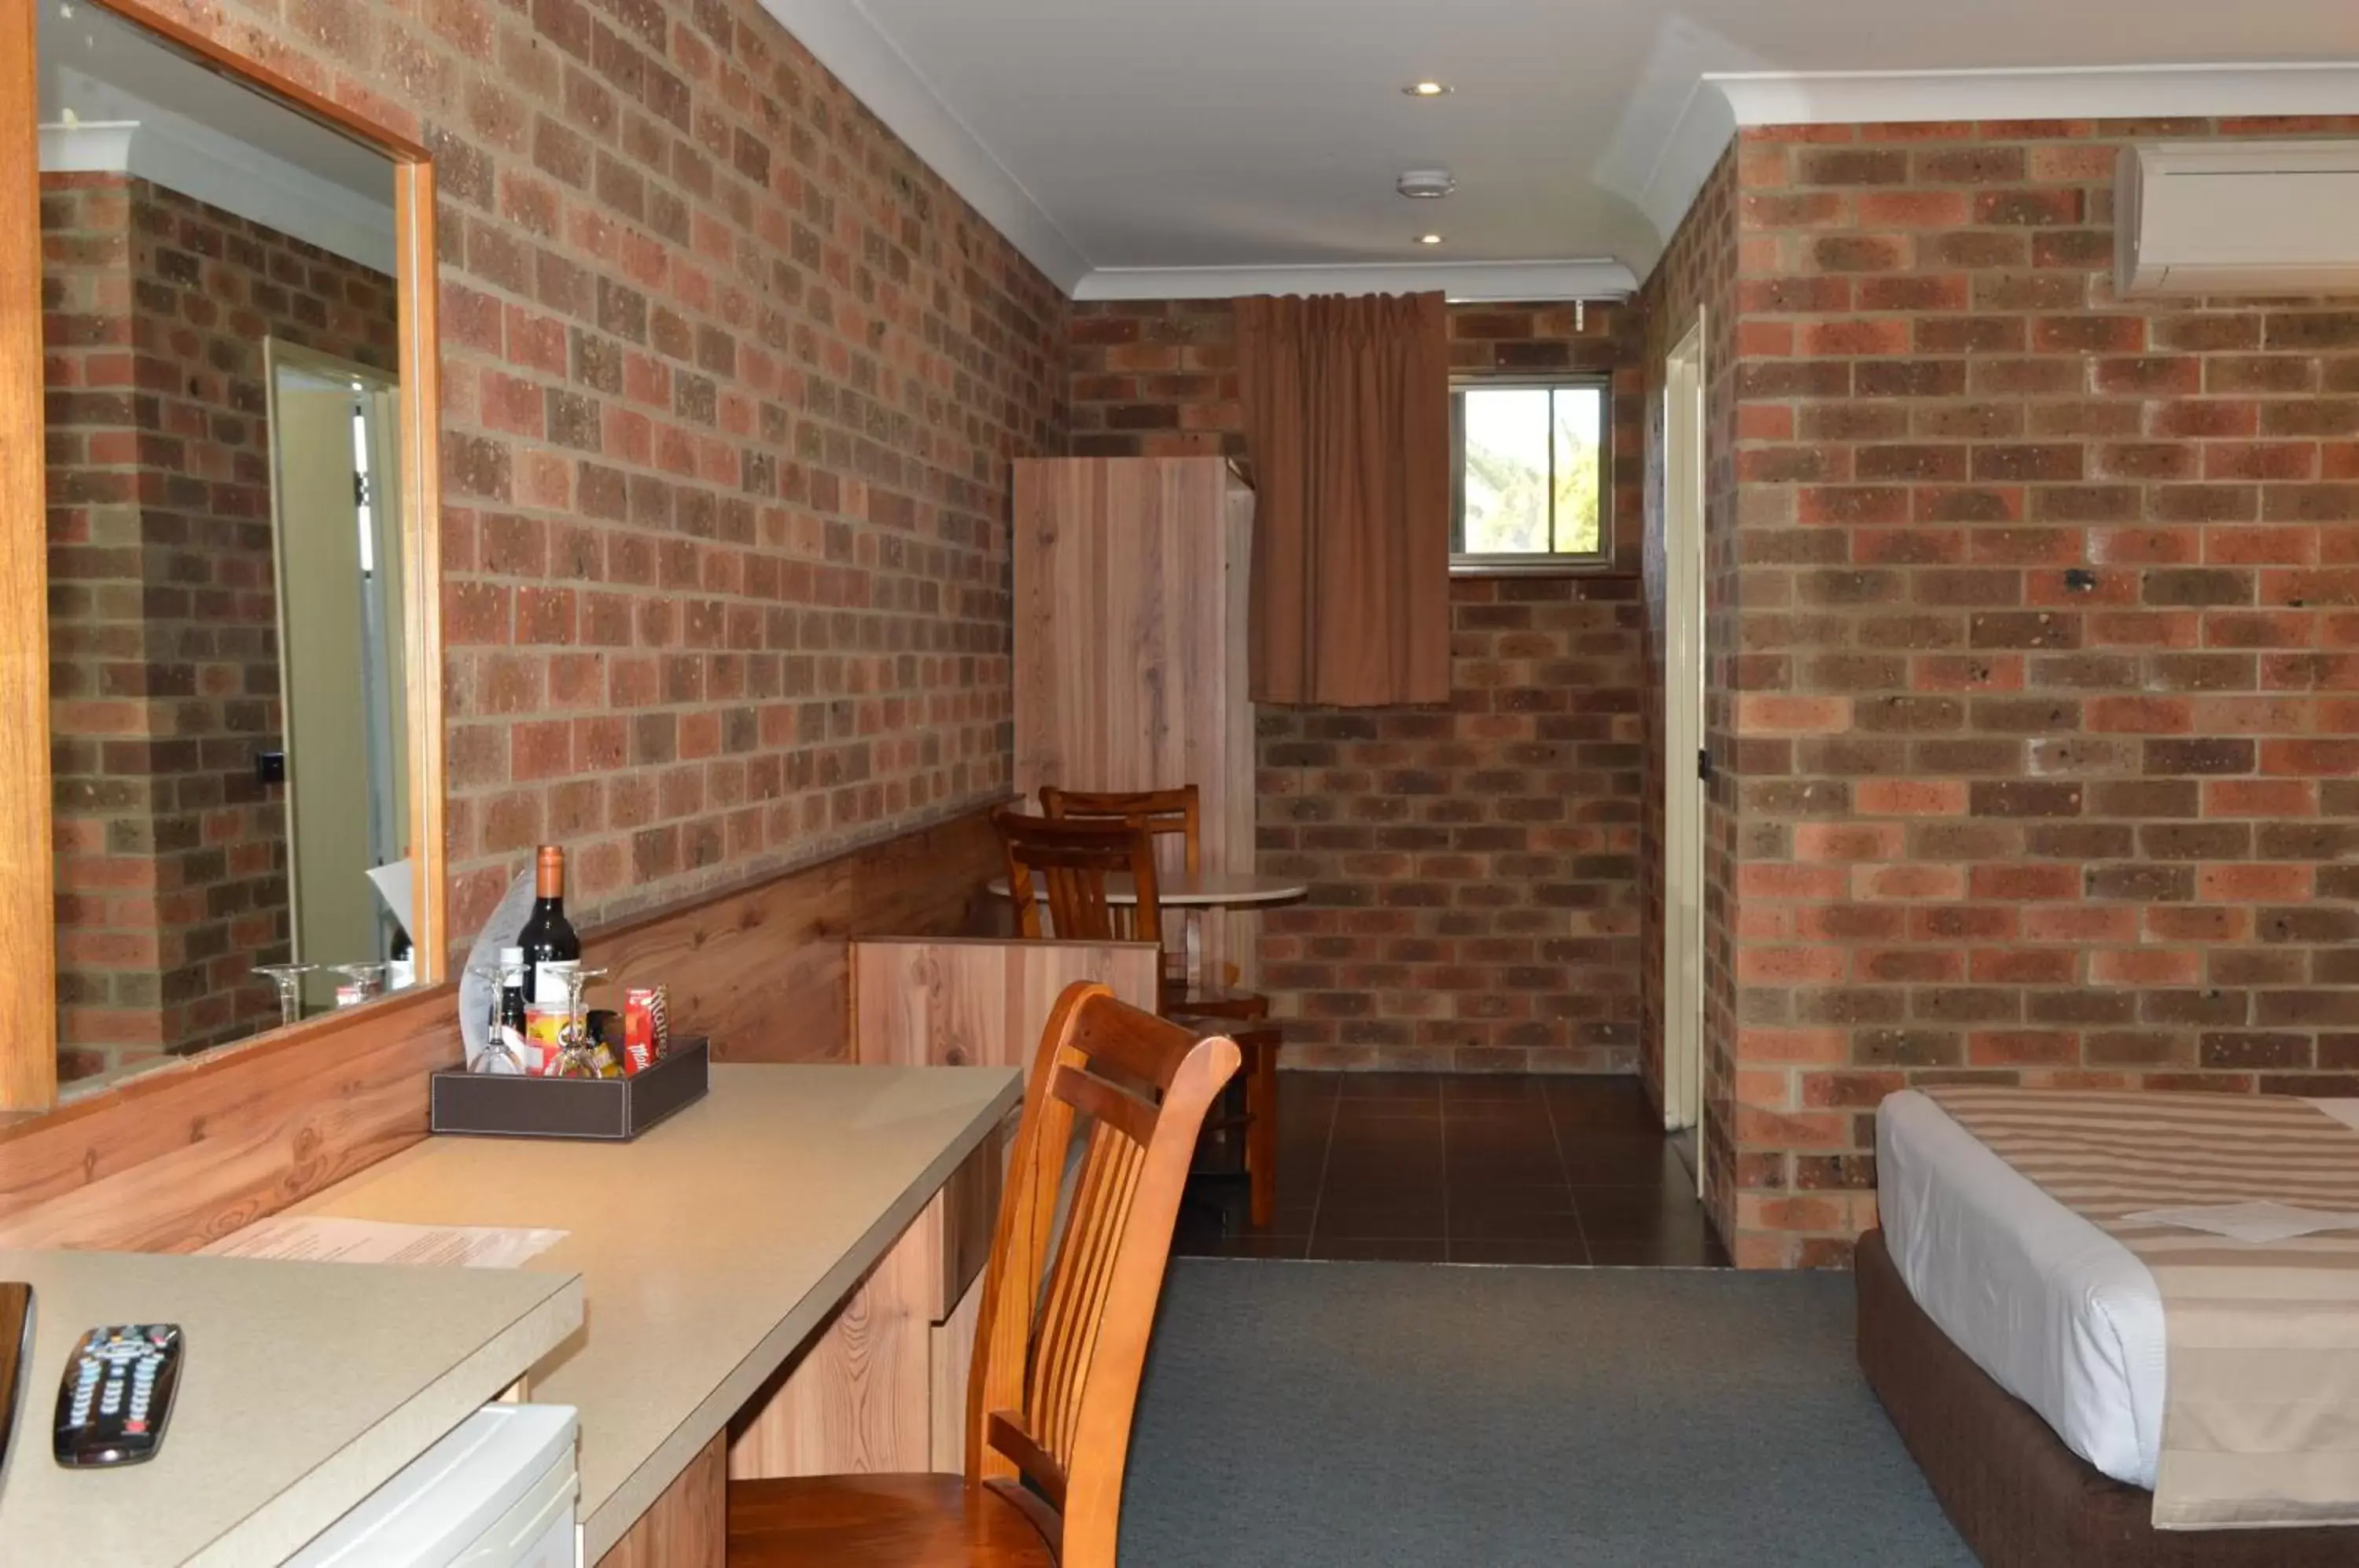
<box><xmin>44</xmin><ymin>174</ymin><xmax>399</xmax><ymax>1078</ymax></box>
<box><xmin>43</xmin><ymin>171</ymin><xmax>143</xmax><ymax>1074</ymax></box>
<box><xmin>1068</xmin><ymin>299</ymin><xmax>1649</xmax><ymax>1071</ymax></box>
<box><xmin>1258</xmin><ymin>576</ymin><xmax>1644</xmax><ymax>1071</ymax></box>
<box><xmin>1714</xmin><ymin>116</ymin><xmax>2359</xmax><ymax>1265</ymax></box>
<box><xmin>110</xmin><ymin>0</ymin><xmax>1068</xmax><ymax>963</ymax></box>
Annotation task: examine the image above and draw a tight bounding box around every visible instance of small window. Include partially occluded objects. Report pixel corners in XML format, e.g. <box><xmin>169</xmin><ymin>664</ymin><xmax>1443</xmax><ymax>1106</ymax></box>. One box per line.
<box><xmin>1451</xmin><ymin>378</ymin><xmax>1611</xmax><ymax>570</ymax></box>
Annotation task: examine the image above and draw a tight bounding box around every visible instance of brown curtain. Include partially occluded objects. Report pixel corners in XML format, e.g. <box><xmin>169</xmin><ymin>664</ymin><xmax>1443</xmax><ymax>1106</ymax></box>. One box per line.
<box><xmin>1238</xmin><ymin>292</ymin><xmax>1450</xmax><ymax>706</ymax></box>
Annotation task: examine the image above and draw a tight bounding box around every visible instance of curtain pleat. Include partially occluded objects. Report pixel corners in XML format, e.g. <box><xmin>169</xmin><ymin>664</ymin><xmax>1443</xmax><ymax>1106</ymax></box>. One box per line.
<box><xmin>1238</xmin><ymin>292</ymin><xmax>1450</xmax><ymax>707</ymax></box>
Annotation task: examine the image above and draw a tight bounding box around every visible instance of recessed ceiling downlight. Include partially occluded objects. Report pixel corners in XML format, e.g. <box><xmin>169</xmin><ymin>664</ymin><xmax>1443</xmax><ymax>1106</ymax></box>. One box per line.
<box><xmin>1404</xmin><ymin>80</ymin><xmax>1452</xmax><ymax>98</ymax></box>
<box><xmin>1418</xmin><ymin>234</ymin><xmax>1444</xmax><ymax>245</ymax></box>
<box><xmin>1397</xmin><ymin>170</ymin><xmax>1457</xmax><ymax>200</ymax></box>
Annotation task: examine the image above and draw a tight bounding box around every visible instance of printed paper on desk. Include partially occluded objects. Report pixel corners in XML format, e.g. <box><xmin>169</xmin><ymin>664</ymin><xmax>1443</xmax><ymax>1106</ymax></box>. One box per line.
<box><xmin>2122</xmin><ymin>1200</ymin><xmax>2359</xmax><ymax>1245</ymax></box>
<box><xmin>201</xmin><ymin>1216</ymin><xmax>567</xmax><ymax>1269</ymax></box>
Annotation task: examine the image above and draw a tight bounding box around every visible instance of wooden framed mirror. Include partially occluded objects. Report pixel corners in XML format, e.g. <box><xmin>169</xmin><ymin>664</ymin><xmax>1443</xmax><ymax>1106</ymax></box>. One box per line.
<box><xmin>1</xmin><ymin>0</ymin><xmax>443</xmax><ymax>1113</ymax></box>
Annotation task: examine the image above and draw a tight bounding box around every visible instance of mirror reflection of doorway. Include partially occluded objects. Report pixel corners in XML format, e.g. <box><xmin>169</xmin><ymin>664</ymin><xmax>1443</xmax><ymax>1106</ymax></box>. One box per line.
<box><xmin>265</xmin><ymin>340</ymin><xmax>408</xmax><ymax>1007</ymax></box>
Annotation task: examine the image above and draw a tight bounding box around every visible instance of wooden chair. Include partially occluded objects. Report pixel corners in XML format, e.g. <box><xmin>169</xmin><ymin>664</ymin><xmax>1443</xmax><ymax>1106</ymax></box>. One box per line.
<box><xmin>1038</xmin><ymin>786</ymin><xmax>1268</xmax><ymax>1023</ymax></box>
<box><xmin>993</xmin><ymin>805</ymin><xmax>1163</xmax><ymax>944</ymax></box>
<box><xmin>727</xmin><ymin>984</ymin><xmax>1243</xmax><ymax>1568</ymax></box>
<box><xmin>1039</xmin><ymin>788</ymin><xmax>1283</xmax><ymax>1228</ymax></box>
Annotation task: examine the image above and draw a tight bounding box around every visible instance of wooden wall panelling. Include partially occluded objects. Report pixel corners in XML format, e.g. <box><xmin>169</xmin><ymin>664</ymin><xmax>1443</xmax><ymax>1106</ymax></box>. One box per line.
<box><xmin>0</xmin><ymin>0</ymin><xmax>55</xmax><ymax>1112</ymax></box>
<box><xmin>848</xmin><ymin>936</ymin><xmax>1164</xmax><ymax>1071</ymax></box>
<box><xmin>586</xmin><ymin>805</ymin><xmax>1006</xmax><ymax>1065</ymax></box>
<box><xmin>596</xmin><ymin>1429</ymin><xmax>725</xmax><ymax>1568</ymax></box>
<box><xmin>0</xmin><ymin>985</ymin><xmax>459</xmax><ymax>1252</ymax></box>
<box><xmin>1012</xmin><ymin>458</ymin><xmax>1259</xmax><ymax>987</ymax></box>
<box><xmin>725</xmin><ymin>1210</ymin><xmax>936</xmax><ymax>1481</ymax></box>
<box><xmin>929</xmin><ymin>1272</ymin><xmax>985</xmax><ymax>1474</ymax></box>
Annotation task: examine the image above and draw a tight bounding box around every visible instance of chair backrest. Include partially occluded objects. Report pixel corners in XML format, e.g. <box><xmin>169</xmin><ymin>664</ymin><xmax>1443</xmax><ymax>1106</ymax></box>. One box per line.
<box><xmin>993</xmin><ymin>806</ymin><xmax>1163</xmax><ymax>945</ymax></box>
<box><xmin>1040</xmin><ymin>785</ymin><xmax>1202</xmax><ymax>877</ymax></box>
<box><xmin>964</xmin><ymin>982</ymin><xmax>1241</xmax><ymax>1566</ymax></box>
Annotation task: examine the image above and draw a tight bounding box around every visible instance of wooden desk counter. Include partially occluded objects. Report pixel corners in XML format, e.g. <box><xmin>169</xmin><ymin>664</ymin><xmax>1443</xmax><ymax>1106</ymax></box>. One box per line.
<box><xmin>0</xmin><ymin>1249</ymin><xmax>580</xmax><ymax>1568</ymax></box>
<box><xmin>281</xmin><ymin>1064</ymin><xmax>1021</xmax><ymax>1563</ymax></box>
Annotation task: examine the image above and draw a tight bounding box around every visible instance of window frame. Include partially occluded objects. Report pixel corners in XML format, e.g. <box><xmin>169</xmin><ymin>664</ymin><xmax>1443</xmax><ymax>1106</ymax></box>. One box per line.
<box><xmin>1448</xmin><ymin>373</ymin><xmax>1615</xmax><ymax>576</ymax></box>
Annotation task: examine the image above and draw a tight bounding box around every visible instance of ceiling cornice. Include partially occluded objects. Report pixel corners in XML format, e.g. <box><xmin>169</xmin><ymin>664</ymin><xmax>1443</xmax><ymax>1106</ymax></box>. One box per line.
<box><xmin>1076</xmin><ymin>260</ymin><xmax>1639</xmax><ymax>304</ymax></box>
<box><xmin>1643</xmin><ymin>61</ymin><xmax>2359</xmax><ymax>255</ymax></box>
<box><xmin>1709</xmin><ymin>61</ymin><xmax>2359</xmax><ymax>128</ymax></box>
<box><xmin>756</xmin><ymin>0</ymin><xmax>1091</xmax><ymax>291</ymax></box>
<box><xmin>39</xmin><ymin>108</ymin><xmax>396</xmax><ymax>274</ymax></box>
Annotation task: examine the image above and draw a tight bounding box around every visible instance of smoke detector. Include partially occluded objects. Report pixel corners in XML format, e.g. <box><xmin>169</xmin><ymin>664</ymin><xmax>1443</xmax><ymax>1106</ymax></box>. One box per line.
<box><xmin>1396</xmin><ymin>170</ymin><xmax>1457</xmax><ymax>200</ymax></box>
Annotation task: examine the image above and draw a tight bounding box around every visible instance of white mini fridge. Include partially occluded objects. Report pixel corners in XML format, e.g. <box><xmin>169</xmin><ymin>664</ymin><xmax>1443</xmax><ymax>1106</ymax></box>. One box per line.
<box><xmin>286</xmin><ymin>1403</ymin><xmax>578</xmax><ymax>1568</ymax></box>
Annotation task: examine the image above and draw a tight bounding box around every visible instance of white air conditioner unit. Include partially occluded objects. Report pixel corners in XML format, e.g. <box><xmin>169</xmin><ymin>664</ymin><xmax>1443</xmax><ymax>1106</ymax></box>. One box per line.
<box><xmin>2116</xmin><ymin>140</ymin><xmax>2359</xmax><ymax>298</ymax></box>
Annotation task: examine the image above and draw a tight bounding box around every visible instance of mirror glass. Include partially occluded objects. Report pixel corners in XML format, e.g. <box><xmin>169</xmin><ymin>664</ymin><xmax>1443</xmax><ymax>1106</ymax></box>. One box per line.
<box><xmin>39</xmin><ymin>0</ymin><xmax>415</xmax><ymax>1090</ymax></box>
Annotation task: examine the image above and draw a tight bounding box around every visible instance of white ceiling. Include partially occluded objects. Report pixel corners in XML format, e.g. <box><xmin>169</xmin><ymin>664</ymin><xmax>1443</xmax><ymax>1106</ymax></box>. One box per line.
<box><xmin>765</xmin><ymin>0</ymin><xmax>2359</xmax><ymax>298</ymax></box>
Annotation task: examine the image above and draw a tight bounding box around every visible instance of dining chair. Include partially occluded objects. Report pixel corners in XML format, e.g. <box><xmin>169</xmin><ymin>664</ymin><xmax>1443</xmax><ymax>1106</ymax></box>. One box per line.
<box><xmin>726</xmin><ymin>983</ymin><xmax>1243</xmax><ymax>1567</ymax></box>
<box><xmin>992</xmin><ymin>805</ymin><xmax>1162</xmax><ymax>944</ymax></box>
<box><xmin>1039</xmin><ymin>787</ymin><xmax>1283</xmax><ymax>1227</ymax></box>
<box><xmin>1038</xmin><ymin>785</ymin><xmax>1269</xmax><ymax>1023</ymax></box>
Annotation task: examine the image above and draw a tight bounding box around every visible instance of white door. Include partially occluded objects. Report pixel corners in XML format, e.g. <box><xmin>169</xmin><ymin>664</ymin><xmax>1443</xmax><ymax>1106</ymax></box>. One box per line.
<box><xmin>1662</xmin><ymin>318</ymin><xmax>1708</xmax><ymax>1199</ymax></box>
<box><xmin>267</xmin><ymin>341</ymin><xmax>407</xmax><ymax>1000</ymax></box>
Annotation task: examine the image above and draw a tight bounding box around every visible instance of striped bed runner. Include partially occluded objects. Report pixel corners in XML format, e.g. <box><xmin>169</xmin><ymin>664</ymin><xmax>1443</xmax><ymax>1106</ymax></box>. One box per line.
<box><xmin>1926</xmin><ymin>1086</ymin><xmax>2359</xmax><ymax>1530</ymax></box>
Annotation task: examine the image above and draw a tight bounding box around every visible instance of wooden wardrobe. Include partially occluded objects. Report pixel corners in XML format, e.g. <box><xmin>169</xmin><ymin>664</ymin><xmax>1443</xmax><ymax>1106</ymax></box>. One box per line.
<box><xmin>1010</xmin><ymin>457</ymin><xmax>1257</xmax><ymax>985</ymax></box>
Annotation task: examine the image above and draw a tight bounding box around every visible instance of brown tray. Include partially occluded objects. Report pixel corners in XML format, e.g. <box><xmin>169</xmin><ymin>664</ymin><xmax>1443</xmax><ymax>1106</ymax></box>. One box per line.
<box><xmin>430</xmin><ymin>1038</ymin><xmax>709</xmax><ymax>1141</ymax></box>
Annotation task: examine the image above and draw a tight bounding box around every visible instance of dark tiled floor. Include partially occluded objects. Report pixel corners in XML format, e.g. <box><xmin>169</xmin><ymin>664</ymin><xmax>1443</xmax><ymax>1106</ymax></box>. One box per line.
<box><xmin>1176</xmin><ymin>1072</ymin><xmax>1730</xmax><ymax>1266</ymax></box>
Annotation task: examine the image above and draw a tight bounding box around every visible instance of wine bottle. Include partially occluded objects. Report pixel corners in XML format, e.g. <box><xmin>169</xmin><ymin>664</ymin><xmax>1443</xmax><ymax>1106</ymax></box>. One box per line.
<box><xmin>517</xmin><ymin>845</ymin><xmax>582</xmax><ymax>1008</ymax></box>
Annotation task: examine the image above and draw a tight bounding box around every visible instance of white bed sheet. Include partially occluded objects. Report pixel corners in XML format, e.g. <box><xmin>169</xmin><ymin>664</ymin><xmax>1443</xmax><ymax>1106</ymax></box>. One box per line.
<box><xmin>1875</xmin><ymin>1091</ymin><xmax>2359</xmax><ymax>1492</ymax></box>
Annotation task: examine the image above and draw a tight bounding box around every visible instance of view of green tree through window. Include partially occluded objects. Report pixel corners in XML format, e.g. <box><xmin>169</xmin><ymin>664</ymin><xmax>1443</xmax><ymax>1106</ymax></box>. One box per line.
<box><xmin>1452</xmin><ymin>381</ymin><xmax>1608</xmax><ymax>563</ymax></box>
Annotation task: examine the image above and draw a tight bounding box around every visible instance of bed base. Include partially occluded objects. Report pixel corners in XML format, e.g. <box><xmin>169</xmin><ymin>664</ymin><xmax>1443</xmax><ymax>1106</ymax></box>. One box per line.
<box><xmin>1854</xmin><ymin>1227</ymin><xmax>2359</xmax><ymax>1567</ymax></box>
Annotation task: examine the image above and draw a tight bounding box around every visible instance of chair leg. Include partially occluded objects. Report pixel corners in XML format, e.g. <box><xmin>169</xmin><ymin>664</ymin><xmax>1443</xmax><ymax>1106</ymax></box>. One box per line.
<box><xmin>1246</xmin><ymin>1042</ymin><xmax>1278</xmax><ymax>1228</ymax></box>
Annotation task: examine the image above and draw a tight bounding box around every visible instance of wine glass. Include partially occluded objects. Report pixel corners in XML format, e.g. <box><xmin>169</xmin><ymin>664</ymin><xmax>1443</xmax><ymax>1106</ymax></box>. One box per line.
<box><xmin>553</xmin><ymin>964</ymin><xmax>613</xmax><ymax>1078</ymax></box>
<box><xmin>329</xmin><ymin>962</ymin><xmax>389</xmax><ymax>1008</ymax></box>
<box><xmin>464</xmin><ymin>959</ymin><xmax>526</xmax><ymax>1074</ymax></box>
<box><xmin>251</xmin><ymin>963</ymin><xmax>315</xmax><ymax>1029</ymax></box>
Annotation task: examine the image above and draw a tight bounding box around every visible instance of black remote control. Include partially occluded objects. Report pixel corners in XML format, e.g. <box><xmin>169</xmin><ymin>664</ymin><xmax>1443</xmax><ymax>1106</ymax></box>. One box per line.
<box><xmin>54</xmin><ymin>1324</ymin><xmax>182</xmax><ymax>1467</ymax></box>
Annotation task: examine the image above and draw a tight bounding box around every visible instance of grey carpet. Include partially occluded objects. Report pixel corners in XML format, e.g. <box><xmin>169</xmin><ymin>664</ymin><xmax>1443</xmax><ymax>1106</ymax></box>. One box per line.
<box><xmin>1120</xmin><ymin>1260</ymin><xmax>1976</xmax><ymax>1567</ymax></box>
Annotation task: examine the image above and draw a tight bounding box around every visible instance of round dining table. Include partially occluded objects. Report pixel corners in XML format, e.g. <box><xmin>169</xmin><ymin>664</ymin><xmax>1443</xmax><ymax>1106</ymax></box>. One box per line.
<box><xmin>984</xmin><ymin>870</ymin><xmax>1309</xmax><ymax>908</ymax></box>
<box><xmin>986</xmin><ymin>870</ymin><xmax>1308</xmax><ymax>996</ymax></box>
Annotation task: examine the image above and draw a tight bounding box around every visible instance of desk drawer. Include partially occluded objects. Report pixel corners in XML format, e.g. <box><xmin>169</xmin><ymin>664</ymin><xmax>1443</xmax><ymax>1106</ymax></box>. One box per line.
<box><xmin>918</xmin><ymin>1110</ymin><xmax>1010</xmax><ymax>1323</ymax></box>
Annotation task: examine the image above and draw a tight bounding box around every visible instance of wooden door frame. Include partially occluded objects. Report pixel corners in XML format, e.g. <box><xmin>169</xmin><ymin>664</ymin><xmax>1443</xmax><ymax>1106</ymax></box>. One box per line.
<box><xmin>0</xmin><ymin>0</ymin><xmax>443</xmax><ymax>1111</ymax></box>
<box><xmin>1662</xmin><ymin>315</ymin><xmax>1708</xmax><ymax>1199</ymax></box>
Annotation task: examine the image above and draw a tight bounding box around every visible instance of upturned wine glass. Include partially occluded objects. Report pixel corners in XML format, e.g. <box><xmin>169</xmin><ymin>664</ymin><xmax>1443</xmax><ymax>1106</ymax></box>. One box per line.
<box><xmin>251</xmin><ymin>963</ymin><xmax>315</xmax><ymax>1029</ymax></box>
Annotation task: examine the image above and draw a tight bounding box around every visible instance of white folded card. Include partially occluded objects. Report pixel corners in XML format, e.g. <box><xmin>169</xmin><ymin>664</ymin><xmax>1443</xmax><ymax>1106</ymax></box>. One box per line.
<box><xmin>2122</xmin><ymin>1200</ymin><xmax>2359</xmax><ymax>1244</ymax></box>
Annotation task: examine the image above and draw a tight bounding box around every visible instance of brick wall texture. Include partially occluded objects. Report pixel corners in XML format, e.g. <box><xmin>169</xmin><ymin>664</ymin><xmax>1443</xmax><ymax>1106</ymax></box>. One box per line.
<box><xmin>1258</xmin><ymin>576</ymin><xmax>1645</xmax><ymax>1072</ymax></box>
<box><xmin>1069</xmin><ymin>300</ymin><xmax>1650</xmax><ymax>1071</ymax></box>
<box><xmin>116</xmin><ymin>0</ymin><xmax>1069</xmax><ymax>963</ymax></box>
<box><xmin>1687</xmin><ymin>116</ymin><xmax>2359</xmax><ymax>1265</ymax></box>
<box><xmin>43</xmin><ymin>172</ymin><xmax>400</xmax><ymax>1080</ymax></box>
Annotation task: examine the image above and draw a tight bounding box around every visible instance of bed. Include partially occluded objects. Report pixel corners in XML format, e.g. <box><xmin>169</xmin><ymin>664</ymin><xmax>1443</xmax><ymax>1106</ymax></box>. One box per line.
<box><xmin>1858</xmin><ymin>1089</ymin><xmax>2359</xmax><ymax>1567</ymax></box>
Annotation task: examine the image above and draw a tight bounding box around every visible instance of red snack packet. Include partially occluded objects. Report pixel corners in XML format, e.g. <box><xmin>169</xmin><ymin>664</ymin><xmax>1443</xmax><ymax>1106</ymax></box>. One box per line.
<box><xmin>623</xmin><ymin>988</ymin><xmax>661</xmax><ymax>1075</ymax></box>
